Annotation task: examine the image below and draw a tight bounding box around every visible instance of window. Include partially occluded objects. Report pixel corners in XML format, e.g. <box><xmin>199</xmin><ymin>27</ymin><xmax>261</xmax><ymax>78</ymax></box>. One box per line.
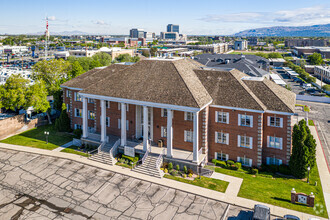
<box><xmin>237</xmin><ymin>156</ymin><xmax>252</xmax><ymax>167</ymax></box>
<box><xmin>161</xmin><ymin>126</ymin><xmax>167</xmax><ymax>138</ymax></box>
<box><xmin>88</xmin><ymin>111</ymin><xmax>95</xmax><ymax>120</ymax></box>
<box><xmin>184</xmin><ymin>130</ymin><xmax>193</xmax><ymax>142</ymax></box>
<box><xmin>74</xmin><ymin>92</ymin><xmax>82</xmax><ymax>102</ymax></box>
<box><xmin>215</xmin><ymin>111</ymin><xmax>229</xmax><ymax>124</ymax></box>
<box><xmin>268</xmin><ymin>116</ymin><xmax>283</xmax><ymax>128</ymax></box>
<box><xmin>88</xmin><ymin>98</ymin><xmax>94</xmax><ymax>104</ymax></box>
<box><xmin>237</xmin><ymin>135</ymin><xmax>253</xmax><ymax>149</ymax></box>
<box><xmin>184</xmin><ymin>112</ymin><xmax>194</xmax><ymax>121</ymax></box>
<box><xmin>106</xmin><ymin>101</ymin><xmax>110</xmax><ymax>108</ymax></box>
<box><xmin>66</xmin><ymin>104</ymin><xmax>71</xmax><ymax>113</ymax></box>
<box><xmin>215</xmin><ymin>152</ymin><xmax>228</xmax><ymax>161</ymax></box>
<box><xmin>118</xmin><ymin>119</ymin><xmax>121</xmax><ymax>129</ymax></box>
<box><xmin>266</xmin><ymin>157</ymin><xmax>282</xmax><ymax>165</ymax></box>
<box><xmin>161</xmin><ymin>109</ymin><xmax>168</xmax><ymax>117</ymax></box>
<box><xmin>75</xmin><ymin>108</ymin><xmax>82</xmax><ymax>117</ymax></box>
<box><xmin>215</xmin><ymin>132</ymin><xmax>229</xmax><ymax>145</ymax></box>
<box><xmin>118</xmin><ymin>103</ymin><xmax>129</xmax><ymax>111</ymax></box>
<box><xmin>74</xmin><ymin>124</ymin><xmax>82</xmax><ymax>130</ymax></box>
<box><xmin>267</xmin><ymin>136</ymin><xmax>283</xmax><ymax>149</ymax></box>
<box><xmin>118</xmin><ymin>119</ymin><xmax>129</xmax><ymax>130</ymax></box>
<box><xmin>106</xmin><ymin>117</ymin><xmax>110</xmax><ymax>127</ymax></box>
<box><xmin>238</xmin><ymin>114</ymin><xmax>253</xmax><ymax>127</ymax></box>
<box><xmin>66</xmin><ymin>90</ymin><xmax>72</xmax><ymax>98</ymax></box>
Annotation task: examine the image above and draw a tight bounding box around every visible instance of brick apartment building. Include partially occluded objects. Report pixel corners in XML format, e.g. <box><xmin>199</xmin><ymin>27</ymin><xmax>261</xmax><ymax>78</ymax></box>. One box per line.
<box><xmin>61</xmin><ymin>58</ymin><xmax>295</xmax><ymax>168</ymax></box>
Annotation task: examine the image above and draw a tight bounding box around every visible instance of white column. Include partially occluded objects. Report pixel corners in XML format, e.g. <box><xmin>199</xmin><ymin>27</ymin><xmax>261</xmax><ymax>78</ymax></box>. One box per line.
<box><xmin>121</xmin><ymin>103</ymin><xmax>127</xmax><ymax>146</ymax></box>
<box><xmin>143</xmin><ymin>106</ymin><xmax>148</xmax><ymax>151</ymax></box>
<box><xmin>193</xmin><ymin>111</ymin><xmax>199</xmax><ymax>163</ymax></box>
<box><xmin>167</xmin><ymin>109</ymin><xmax>173</xmax><ymax>158</ymax></box>
<box><xmin>100</xmin><ymin>100</ymin><xmax>106</xmax><ymax>143</ymax></box>
<box><xmin>82</xmin><ymin>97</ymin><xmax>88</xmax><ymax>138</ymax></box>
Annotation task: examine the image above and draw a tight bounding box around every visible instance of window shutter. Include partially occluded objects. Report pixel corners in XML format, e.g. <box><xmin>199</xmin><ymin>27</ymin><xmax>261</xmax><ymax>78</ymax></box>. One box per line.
<box><xmin>118</xmin><ymin>103</ymin><xmax>121</xmax><ymax>110</ymax></box>
<box><xmin>267</xmin><ymin>136</ymin><xmax>270</xmax><ymax>148</ymax></box>
<box><xmin>237</xmin><ymin>156</ymin><xmax>240</xmax><ymax>163</ymax></box>
<box><xmin>249</xmin><ymin>137</ymin><xmax>253</xmax><ymax>149</ymax></box>
<box><xmin>126</xmin><ymin>104</ymin><xmax>129</xmax><ymax>112</ymax></box>
<box><xmin>214</xmin><ymin>152</ymin><xmax>217</xmax><ymax>160</ymax></box>
<box><xmin>237</xmin><ymin>135</ymin><xmax>241</xmax><ymax>147</ymax></box>
<box><xmin>226</xmin><ymin>154</ymin><xmax>229</xmax><ymax>161</ymax></box>
<box><xmin>266</xmin><ymin>157</ymin><xmax>270</xmax><ymax>165</ymax></box>
<box><xmin>226</xmin><ymin>133</ymin><xmax>229</xmax><ymax>145</ymax></box>
<box><xmin>238</xmin><ymin>114</ymin><xmax>241</xmax><ymax>126</ymax></box>
<box><xmin>126</xmin><ymin>120</ymin><xmax>129</xmax><ymax>131</ymax></box>
<box><xmin>107</xmin><ymin>117</ymin><xmax>110</xmax><ymax>127</ymax></box>
<box><xmin>250</xmin><ymin>116</ymin><xmax>253</xmax><ymax>128</ymax></box>
<box><xmin>249</xmin><ymin>159</ymin><xmax>252</xmax><ymax>167</ymax></box>
<box><xmin>226</xmin><ymin>113</ymin><xmax>229</xmax><ymax>124</ymax></box>
<box><xmin>184</xmin><ymin>130</ymin><xmax>187</xmax><ymax>142</ymax></box>
<box><xmin>215</xmin><ymin>132</ymin><xmax>218</xmax><ymax>143</ymax></box>
<box><xmin>280</xmin><ymin>137</ymin><xmax>283</xmax><ymax>150</ymax></box>
<box><xmin>267</xmin><ymin>116</ymin><xmax>270</xmax><ymax>126</ymax></box>
<box><xmin>184</xmin><ymin>112</ymin><xmax>187</xmax><ymax>121</ymax></box>
<box><xmin>279</xmin><ymin>159</ymin><xmax>283</xmax><ymax>165</ymax></box>
<box><xmin>280</xmin><ymin>118</ymin><xmax>283</xmax><ymax>128</ymax></box>
<box><xmin>118</xmin><ymin>119</ymin><xmax>121</xmax><ymax>129</ymax></box>
<box><xmin>215</xmin><ymin>111</ymin><xmax>218</xmax><ymax>122</ymax></box>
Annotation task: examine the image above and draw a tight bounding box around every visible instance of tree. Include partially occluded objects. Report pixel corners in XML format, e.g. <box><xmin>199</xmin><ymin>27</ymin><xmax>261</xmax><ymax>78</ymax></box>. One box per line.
<box><xmin>289</xmin><ymin>120</ymin><xmax>316</xmax><ymax>178</ymax></box>
<box><xmin>32</xmin><ymin>59</ymin><xmax>71</xmax><ymax>95</ymax></box>
<box><xmin>55</xmin><ymin>103</ymin><xmax>71</xmax><ymax>132</ymax></box>
<box><xmin>142</xmin><ymin>50</ymin><xmax>150</xmax><ymax>57</ymax></box>
<box><xmin>150</xmin><ymin>47</ymin><xmax>158</xmax><ymax>56</ymax></box>
<box><xmin>308</xmin><ymin>53</ymin><xmax>324</xmax><ymax>65</ymax></box>
<box><xmin>89</xmin><ymin>59</ymin><xmax>102</xmax><ymax>69</ymax></box>
<box><xmin>116</xmin><ymin>54</ymin><xmax>132</xmax><ymax>62</ymax></box>
<box><xmin>0</xmin><ymin>74</ymin><xmax>29</xmax><ymax>111</ymax></box>
<box><xmin>68</xmin><ymin>61</ymin><xmax>84</xmax><ymax>79</ymax></box>
<box><xmin>268</xmin><ymin>52</ymin><xmax>283</xmax><ymax>59</ymax></box>
<box><xmin>92</xmin><ymin>52</ymin><xmax>112</xmax><ymax>66</ymax></box>
<box><xmin>322</xmin><ymin>84</ymin><xmax>330</xmax><ymax>91</ymax></box>
<box><xmin>25</xmin><ymin>81</ymin><xmax>50</xmax><ymax>113</ymax></box>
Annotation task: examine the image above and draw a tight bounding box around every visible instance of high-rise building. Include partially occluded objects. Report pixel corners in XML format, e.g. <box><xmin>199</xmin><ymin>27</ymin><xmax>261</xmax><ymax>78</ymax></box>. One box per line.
<box><xmin>167</xmin><ymin>24</ymin><xmax>179</xmax><ymax>33</ymax></box>
<box><xmin>129</xmin><ymin>28</ymin><xmax>145</xmax><ymax>38</ymax></box>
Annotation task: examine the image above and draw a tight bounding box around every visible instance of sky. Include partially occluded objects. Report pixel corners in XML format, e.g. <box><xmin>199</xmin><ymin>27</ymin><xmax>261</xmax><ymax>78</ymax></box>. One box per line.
<box><xmin>0</xmin><ymin>0</ymin><xmax>330</xmax><ymax>35</ymax></box>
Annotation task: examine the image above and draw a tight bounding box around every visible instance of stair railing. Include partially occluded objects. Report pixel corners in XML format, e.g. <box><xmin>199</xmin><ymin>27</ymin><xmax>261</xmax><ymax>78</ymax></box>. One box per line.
<box><xmin>109</xmin><ymin>139</ymin><xmax>120</xmax><ymax>165</ymax></box>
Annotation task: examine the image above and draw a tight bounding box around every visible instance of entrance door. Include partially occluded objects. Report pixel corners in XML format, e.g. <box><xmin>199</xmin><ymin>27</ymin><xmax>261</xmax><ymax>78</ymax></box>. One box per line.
<box><xmin>140</xmin><ymin>107</ymin><xmax>153</xmax><ymax>140</ymax></box>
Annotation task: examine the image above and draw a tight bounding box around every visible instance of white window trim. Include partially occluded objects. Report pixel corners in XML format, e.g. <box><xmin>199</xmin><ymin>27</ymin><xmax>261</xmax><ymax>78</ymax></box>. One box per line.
<box><xmin>75</xmin><ymin>108</ymin><xmax>82</xmax><ymax>118</ymax></box>
<box><xmin>106</xmin><ymin>117</ymin><xmax>110</xmax><ymax>127</ymax></box>
<box><xmin>266</xmin><ymin>157</ymin><xmax>283</xmax><ymax>165</ymax></box>
<box><xmin>88</xmin><ymin>110</ymin><xmax>95</xmax><ymax>120</ymax></box>
<box><xmin>267</xmin><ymin>116</ymin><xmax>283</xmax><ymax>128</ymax></box>
<box><xmin>237</xmin><ymin>135</ymin><xmax>253</xmax><ymax>149</ymax></box>
<box><xmin>215</xmin><ymin>111</ymin><xmax>229</xmax><ymax>124</ymax></box>
<box><xmin>215</xmin><ymin>131</ymin><xmax>229</xmax><ymax>145</ymax></box>
<box><xmin>161</xmin><ymin>109</ymin><xmax>167</xmax><ymax>117</ymax></box>
<box><xmin>184</xmin><ymin>112</ymin><xmax>194</xmax><ymax>121</ymax></box>
<box><xmin>267</xmin><ymin>136</ymin><xmax>283</xmax><ymax>150</ymax></box>
<box><xmin>215</xmin><ymin>152</ymin><xmax>229</xmax><ymax>161</ymax></box>
<box><xmin>184</xmin><ymin>130</ymin><xmax>193</xmax><ymax>142</ymax></box>
<box><xmin>238</xmin><ymin>114</ymin><xmax>253</xmax><ymax>128</ymax></box>
<box><xmin>161</xmin><ymin>126</ymin><xmax>167</xmax><ymax>137</ymax></box>
<box><xmin>237</xmin><ymin>156</ymin><xmax>252</xmax><ymax>167</ymax></box>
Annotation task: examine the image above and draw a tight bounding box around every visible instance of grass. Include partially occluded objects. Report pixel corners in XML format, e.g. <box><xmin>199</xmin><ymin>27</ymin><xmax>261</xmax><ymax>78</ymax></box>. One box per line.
<box><xmin>205</xmin><ymin>165</ymin><xmax>328</xmax><ymax>218</ymax></box>
<box><xmin>295</xmin><ymin>104</ymin><xmax>310</xmax><ymax>112</ymax></box>
<box><xmin>60</xmin><ymin>145</ymin><xmax>88</xmax><ymax>157</ymax></box>
<box><xmin>0</xmin><ymin>124</ymin><xmax>74</xmax><ymax>150</ymax></box>
<box><xmin>115</xmin><ymin>162</ymin><xmax>132</xmax><ymax>169</ymax></box>
<box><xmin>164</xmin><ymin>174</ymin><xmax>229</xmax><ymax>193</ymax></box>
<box><xmin>308</xmin><ymin>120</ymin><xmax>315</xmax><ymax>126</ymax></box>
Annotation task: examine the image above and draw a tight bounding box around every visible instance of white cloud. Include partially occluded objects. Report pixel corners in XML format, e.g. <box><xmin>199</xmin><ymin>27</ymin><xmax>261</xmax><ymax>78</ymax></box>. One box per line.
<box><xmin>94</xmin><ymin>20</ymin><xmax>106</xmax><ymax>25</ymax></box>
<box><xmin>199</xmin><ymin>5</ymin><xmax>330</xmax><ymax>26</ymax></box>
<box><xmin>48</xmin><ymin>16</ymin><xmax>56</xmax><ymax>21</ymax></box>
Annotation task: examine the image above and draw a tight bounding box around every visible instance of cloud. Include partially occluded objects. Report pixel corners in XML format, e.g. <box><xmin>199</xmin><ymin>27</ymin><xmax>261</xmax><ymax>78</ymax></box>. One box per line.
<box><xmin>199</xmin><ymin>5</ymin><xmax>330</xmax><ymax>26</ymax></box>
<box><xmin>93</xmin><ymin>20</ymin><xmax>107</xmax><ymax>25</ymax></box>
<box><xmin>48</xmin><ymin>16</ymin><xmax>56</xmax><ymax>21</ymax></box>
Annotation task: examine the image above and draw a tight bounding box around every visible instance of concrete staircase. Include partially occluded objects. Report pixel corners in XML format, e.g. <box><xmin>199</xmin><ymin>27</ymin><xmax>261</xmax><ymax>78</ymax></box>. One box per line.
<box><xmin>88</xmin><ymin>143</ymin><xmax>115</xmax><ymax>165</ymax></box>
<box><xmin>133</xmin><ymin>153</ymin><xmax>164</xmax><ymax>178</ymax></box>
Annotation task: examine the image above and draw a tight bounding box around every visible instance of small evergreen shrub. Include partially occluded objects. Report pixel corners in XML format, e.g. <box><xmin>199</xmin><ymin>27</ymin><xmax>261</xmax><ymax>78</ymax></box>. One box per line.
<box><xmin>164</xmin><ymin>168</ymin><xmax>168</xmax><ymax>173</ymax></box>
<box><xmin>176</xmin><ymin>164</ymin><xmax>180</xmax><ymax>171</ymax></box>
<box><xmin>170</xmin><ymin>170</ymin><xmax>178</xmax><ymax>176</ymax></box>
<box><xmin>183</xmin><ymin>166</ymin><xmax>188</xmax><ymax>174</ymax></box>
<box><xmin>183</xmin><ymin>174</ymin><xmax>187</xmax><ymax>178</ymax></box>
<box><xmin>251</xmin><ymin>168</ymin><xmax>259</xmax><ymax>175</ymax></box>
<box><xmin>168</xmin><ymin>162</ymin><xmax>173</xmax><ymax>170</ymax></box>
<box><xmin>188</xmin><ymin>173</ymin><xmax>193</xmax><ymax>178</ymax></box>
<box><xmin>227</xmin><ymin>160</ymin><xmax>235</xmax><ymax>166</ymax></box>
<box><xmin>235</xmin><ymin>162</ymin><xmax>242</xmax><ymax>170</ymax></box>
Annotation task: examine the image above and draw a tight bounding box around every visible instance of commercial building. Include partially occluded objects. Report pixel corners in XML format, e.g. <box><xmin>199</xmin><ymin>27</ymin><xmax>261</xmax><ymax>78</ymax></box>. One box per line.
<box><xmin>292</xmin><ymin>46</ymin><xmax>330</xmax><ymax>59</ymax></box>
<box><xmin>234</xmin><ymin>40</ymin><xmax>248</xmax><ymax>50</ymax></box>
<box><xmin>61</xmin><ymin>58</ymin><xmax>295</xmax><ymax>171</ymax></box>
<box><xmin>167</xmin><ymin>24</ymin><xmax>179</xmax><ymax>33</ymax></box>
<box><xmin>194</xmin><ymin>54</ymin><xmax>270</xmax><ymax>77</ymax></box>
<box><xmin>248</xmin><ymin>37</ymin><xmax>258</xmax><ymax>46</ymax></box>
<box><xmin>144</xmin><ymin>32</ymin><xmax>155</xmax><ymax>39</ymax></box>
<box><xmin>129</xmin><ymin>28</ymin><xmax>145</xmax><ymax>38</ymax></box>
<box><xmin>314</xmin><ymin>65</ymin><xmax>330</xmax><ymax>84</ymax></box>
<box><xmin>285</xmin><ymin>39</ymin><xmax>327</xmax><ymax>48</ymax></box>
<box><xmin>69</xmin><ymin>49</ymin><xmax>99</xmax><ymax>57</ymax></box>
<box><xmin>269</xmin><ymin>58</ymin><xmax>286</xmax><ymax>67</ymax></box>
<box><xmin>165</xmin><ymin>43</ymin><xmax>229</xmax><ymax>54</ymax></box>
<box><xmin>160</xmin><ymin>32</ymin><xmax>187</xmax><ymax>41</ymax></box>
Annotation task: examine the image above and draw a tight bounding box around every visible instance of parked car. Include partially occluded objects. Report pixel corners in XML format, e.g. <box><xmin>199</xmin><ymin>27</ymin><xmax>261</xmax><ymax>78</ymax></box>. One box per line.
<box><xmin>284</xmin><ymin>214</ymin><xmax>300</xmax><ymax>220</ymax></box>
<box><xmin>253</xmin><ymin>204</ymin><xmax>270</xmax><ymax>220</ymax></box>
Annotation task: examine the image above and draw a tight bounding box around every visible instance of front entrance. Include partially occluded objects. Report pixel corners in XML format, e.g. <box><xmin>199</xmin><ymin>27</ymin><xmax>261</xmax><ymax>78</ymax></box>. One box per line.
<box><xmin>135</xmin><ymin>106</ymin><xmax>153</xmax><ymax>140</ymax></box>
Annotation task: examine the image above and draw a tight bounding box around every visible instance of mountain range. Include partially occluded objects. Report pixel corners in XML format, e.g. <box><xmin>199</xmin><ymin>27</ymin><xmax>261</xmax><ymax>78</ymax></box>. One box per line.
<box><xmin>234</xmin><ymin>24</ymin><xmax>330</xmax><ymax>37</ymax></box>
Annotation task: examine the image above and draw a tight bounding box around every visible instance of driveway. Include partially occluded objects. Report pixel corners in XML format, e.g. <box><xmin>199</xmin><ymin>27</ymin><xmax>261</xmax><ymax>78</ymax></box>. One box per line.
<box><xmin>0</xmin><ymin>149</ymin><xmax>258</xmax><ymax>220</ymax></box>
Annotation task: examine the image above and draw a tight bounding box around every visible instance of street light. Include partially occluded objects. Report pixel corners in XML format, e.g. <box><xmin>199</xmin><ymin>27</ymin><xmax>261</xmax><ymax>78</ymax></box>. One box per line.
<box><xmin>307</xmin><ymin>166</ymin><xmax>311</xmax><ymax>184</ymax></box>
<box><xmin>44</xmin><ymin>131</ymin><xmax>49</xmax><ymax>144</ymax></box>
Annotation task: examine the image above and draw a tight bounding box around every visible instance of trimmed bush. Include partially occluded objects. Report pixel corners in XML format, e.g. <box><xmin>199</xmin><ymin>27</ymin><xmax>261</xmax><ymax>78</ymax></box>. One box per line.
<box><xmin>183</xmin><ymin>166</ymin><xmax>188</xmax><ymax>174</ymax></box>
<box><xmin>73</xmin><ymin>129</ymin><xmax>82</xmax><ymax>138</ymax></box>
<box><xmin>227</xmin><ymin>160</ymin><xmax>235</xmax><ymax>166</ymax></box>
<box><xmin>122</xmin><ymin>155</ymin><xmax>139</xmax><ymax>163</ymax></box>
<box><xmin>164</xmin><ymin>168</ymin><xmax>168</xmax><ymax>173</ymax></box>
<box><xmin>251</xmin><ymin>168</ymin><xmax>259</xmax><ymax>175</ymax></box>
<box><xmin>187</xmin><ymin>169</ymin><xmax>193</xmax><ymax>175</ymax></box>
<box><xmin>213</xmin><ymin>159</ymin><xmax>227</xmax><ymax>168</ymax></box>
<box><xmin>235</xmin><ymin>162</ymin><xmax>242</xmax><ymax>170</ymax></box>
<box><xmin>176</xmin><ymin>164</ymin><xmax>180</xmax><ymax>171</ymax></box>
<box><xmin>188</xmin><ymin>173</ymin><xmax>193</xmax><ymax>178</ymax></box>
<box><xmin>183</xmin><ymin>174</ymin><xmax>187</xmax><ymax>178</ymax></box>
<box><xmin>168</xmin><ymin>162</ymin><xmax>173</xmax><ymax>170</ymax></box>
<box><xmin>279</xmin><ymin>164</ymin><xmax>291</xmax><ymax>175</ymax></box>
<box><xmin>170</xmin><ymin>170</ymin><xmax>178</xmax><ymax>176</ymax></box>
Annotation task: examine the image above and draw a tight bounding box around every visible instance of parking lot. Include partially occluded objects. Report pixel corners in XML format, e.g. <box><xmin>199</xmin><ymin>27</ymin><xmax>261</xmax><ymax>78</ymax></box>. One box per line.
<box><xmin>0</xmin><ymin>148</ymin><xmax>281</xmax><ymax>220</ymax></box>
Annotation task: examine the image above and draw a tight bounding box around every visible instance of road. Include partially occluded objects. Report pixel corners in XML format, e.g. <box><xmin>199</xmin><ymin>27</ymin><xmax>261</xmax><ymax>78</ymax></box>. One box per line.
<box><xmin>0</xmin><ymin>149</ymin><xmax>267</xmax><ymax>220</ymax></box>
<box><xmin>296</xmin><ymin>100</ymin><xmax>330</xmax><ymax>170</ymax></box>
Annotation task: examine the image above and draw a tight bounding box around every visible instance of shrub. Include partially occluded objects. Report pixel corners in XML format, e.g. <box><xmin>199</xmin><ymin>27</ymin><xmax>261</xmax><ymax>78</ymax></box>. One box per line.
<box><xmin>227</xmin><ymin>160</ymin><xmax>235</xmax><ymax>166</ymax></box>
<box><xmin>170</xmin><ymin>170</ymin><xmax>178</xmax><ymax>176</ymax></box>
<box><xmin>176</xmin><ymin>164</ymin><xmax>180</xmax><ymax>171</ymax></box>
<box><xmin>183</xmin><ymin>166</ymin><xmax>188</xmax><ymax>174</ymax></box>
<box><xmin>235</xmin><ymin>162</ymin><xmax>242</xmax><ymax>170</ymax></box>
<box><xmin>261</xmin><ymin>164</ymin><xmax>278</xmax><ymax>173</ymax></box>
<box><xmin>229</xmin><ymin>164</ymin><xmax>238</xmax><ymax>170</ymax></box>
<box><xmin>213</xmin><ymin>159</ymin><xmax>227</xmax><ymax>168</ymax></box>
<box><xmin>183</xmin><ymin>174</ymin><xmax>187</xmax><ymax>178</ymax></box>
<box><xmin>122</xmin><ymin>155</ymin><xmax>139</xmax><ymax>163</ymax></box>
<box><xmin>164</xmin><ymin>168</ymin><xmax>168</xmax><ymax>173</ymax></box>
<box><xmin>55</xmin><ymin>108</ymin><xmax>71</xmax><ymax>132</ymax></box>
<box><xmin>187</xmin><ymin>169</ymin><xmax>193</xmax><ymax>175</ymax></box>
<box><xmin>188</xmin><ymin>173</ymin><xmax>193</xmax><ymax>178</ymax></box>
<box><xmin>162</xmin><ymin>162</ymin><xmax>168</xmax><ymax>169</ymax></box>
<box><xmin>279</xmin><ymin>164</ymin><xmax>291</xmax><ymax>175</ymax></box>
<box><xmin>251</xmin><ymin>168</ymin><xmax>259</xmax><ymax>175</ymax></box>
<box><xmin>168</xmin><ymin>162</ymin><xmax>173</xmax><ymax>170</ymax></box>
<box><xmin>73</xmin><ymin>129</ymin><xmax>82</xmax><ymax>138</ymax></box>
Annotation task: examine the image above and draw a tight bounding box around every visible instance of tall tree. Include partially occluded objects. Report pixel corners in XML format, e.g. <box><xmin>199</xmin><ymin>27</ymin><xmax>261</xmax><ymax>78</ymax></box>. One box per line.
<box><xmin>69</xmin><ymin>61</ymin><xmax>84</xmax><ymax>79</ymax></box>
<box><xmin>308</xmin><ymin>53</ymin><xmax>324</xmax><ymax>65</ymax></box>
<box><xmin>92</xmin><ymin>52</ymin><xmax>112</xmax><ymax>66</ymax></box>
<box><xmin>25</xmin><ymin>81</ymin><xmax>50</xmax><ymax>113</ymax></box>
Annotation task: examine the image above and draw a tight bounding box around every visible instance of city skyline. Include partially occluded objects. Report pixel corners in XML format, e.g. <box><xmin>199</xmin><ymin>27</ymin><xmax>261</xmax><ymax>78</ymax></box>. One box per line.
<box><xmin>0</xmin><ymin>0</ymin><xmax>330</xmax><ymax>35</ymax></box>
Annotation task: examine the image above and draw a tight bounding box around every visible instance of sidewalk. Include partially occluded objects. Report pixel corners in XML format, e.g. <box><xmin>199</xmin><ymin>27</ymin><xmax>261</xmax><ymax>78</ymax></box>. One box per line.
<box><xmin>52</xmin><ymin>141</ymin><xmax>73</xmax><ymax>152</ymax></box>
<box><xmin>0</xmin><ymin>142</ymin><xmax>327</xmax><ymax>220</ymax></box>
<box><xmin>310</xmin><ymin>124</ymin><xmax>330</xmax><ymax>219</ymax></box>
<box><xmin>210</xmin><ymin>172</ymin><xmax>243</xmax><ymax>197</ymax></box>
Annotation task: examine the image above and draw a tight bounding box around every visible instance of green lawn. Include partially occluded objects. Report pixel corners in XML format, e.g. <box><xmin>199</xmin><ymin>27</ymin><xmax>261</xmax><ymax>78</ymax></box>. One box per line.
<box><xmin>164</xmin><ymin>174</ymin><xmax>229</xmax><ymax>193</ymax></box>
<box><xmin>61</xmin><ymin>145</ymin><xmax>88</xmax><ymax>157</ymax></box>
<box><xmin>295</xmin><ymin>104</ymin><xmax>310</xmax><ymax>112</ymax></box>
<box><xmin>0</xmin><ymin>124</ymin><xmax>74</xmax><ymax>150</ymax></box>
<box><xmin>205</xmin><ymin>165</ymin><xmax>328</xmax><ymax>218</ymax></box>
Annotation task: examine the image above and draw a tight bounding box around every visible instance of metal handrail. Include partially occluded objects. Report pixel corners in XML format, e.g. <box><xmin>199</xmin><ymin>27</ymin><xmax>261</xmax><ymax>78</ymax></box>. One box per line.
<box><xmin>110</xmin><ymin>139</ymin><xmax>120</xmax><ymax>160</ymax></box>
<box><xmin>132</xmin><ymin>139</ymin><xmax>152</xmax><ymax>169</ymax></box>
<box><xmin>198</xmin><ymin>147</ymin><xmax>204</xmax><ymax>157</ymax></box>
<box><xmin>156</xmin><ymin>148</ymin><xmax>166</xmax><ymax>169</ymax></box>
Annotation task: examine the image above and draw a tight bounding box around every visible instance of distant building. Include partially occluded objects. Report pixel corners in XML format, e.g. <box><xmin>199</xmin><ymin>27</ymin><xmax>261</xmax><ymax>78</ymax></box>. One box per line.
<box><xmin>234</xmin><ymin>40</ymin><xmax>248</xmax><ymax>50</ymax></box>
<box><xmin>144</xmin><ymin>32</ymin><xmax>155</xmax><ymax>39</ymax></box>
<box><xmin>160</xmin><ymin>32</ymin><xmax>187</xmax><ymax>41</ymax></box>
<box><xmin>194</xmin><ymin>53</ymin><xmax>270</xmax><ymax>77</ymax></box>
<box><xmin>285</xmin><ymin>39</ymin><xmax>327</xmax><ymax>48</ymax></box>
<box><xmin>165</xmin><ymin>43</ymin><xmax>229</xmax><ymax>54</ymax></box>
<box><xmin>247</xmin><ymin>37</ymin><xmax>258</xmax><ymax>46</ymax></box>
<box><xmin>314</xmin><ymin>66</ymin><xmax>330</xmax><ymax>84</ymax></box>
<box><xmin>268</xmin><ymin>58</ymin><xmax>286</xmax><ymax>67</ymax></box>
<box><xmin>293</xmin><ymin>46</ymin><xmax>330</xmax><ymax>59</ymax></box>
<box><xmin>167</xmin><ymin>24</ymin><xmax>179</xmax><ymax>33</ymax></box>
<box><xmin>69</xmin><ymin>49</ymin><xmax>99</xmax><ymax>57</ymax></box>
<box><xmin>129</xmin><ymin>28</ymin><xmax>145</xmax><ymax>38</ymax></box>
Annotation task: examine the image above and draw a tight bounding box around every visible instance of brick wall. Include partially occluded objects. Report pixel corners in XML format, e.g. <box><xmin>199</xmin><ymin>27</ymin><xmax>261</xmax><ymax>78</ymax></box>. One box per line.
<box><xmin>0</xmin><ymin>114</ymin><xmax>47</xmax><ymax>140</ymax></box>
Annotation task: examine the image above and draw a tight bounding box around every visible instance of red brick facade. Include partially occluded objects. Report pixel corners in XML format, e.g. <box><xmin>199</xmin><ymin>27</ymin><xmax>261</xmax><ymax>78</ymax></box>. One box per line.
<box><xmin>64</xmin><ymin>88</ymin><xmax>292</xmax><ymax>167</ymax></box>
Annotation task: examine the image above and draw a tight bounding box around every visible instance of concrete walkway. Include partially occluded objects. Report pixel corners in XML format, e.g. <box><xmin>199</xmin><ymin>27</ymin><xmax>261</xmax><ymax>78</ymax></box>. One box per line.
<box><xmin>210</xmin><ymin>172</ymin><xmax>243</xmax><ymax>197</ymax></box>
<box><xmin>310</xmin><ymin>124</ymin><xmax>330</xmax><ymax>219</ymax></box>
<box><xmin>52</xmin><ymin>141</ymin><xmax>73</xmax><ymax>152</ymax></box>
<box><xmin>0</xmin><ymin>142</ymin><xmax>327</xmax><ymax>220</ymax></box>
